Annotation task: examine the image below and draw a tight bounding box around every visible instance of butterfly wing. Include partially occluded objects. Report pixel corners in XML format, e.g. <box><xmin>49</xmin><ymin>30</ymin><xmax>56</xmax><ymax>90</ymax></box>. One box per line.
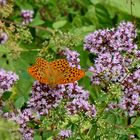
<box><xmin>50</xmin><ymin>59</ymin><xmax>69</xmax><ymax>72</ymax></box>
<box><xmin>28</xmin><ymin>58</ymin><xmax>50</xmax><ymax>84</ymax></box>
<box><xmin>54</xmin><ymin>67</ymin><xmax>85</xmax><ymax>84</ymax></box>
<box><xmin>35</xmin><ymin>57</ymin><xmax>48</xmax><ymax>67</ymax></box>
<box><xmin>28</xmin><ymin>58</ymin><xmax>85</xmax><ymax>85</ymax></box>
<box><xmin>46</xmin><ymin>59</ymin><xmax>69</xmax><ymax>85</ymax></box>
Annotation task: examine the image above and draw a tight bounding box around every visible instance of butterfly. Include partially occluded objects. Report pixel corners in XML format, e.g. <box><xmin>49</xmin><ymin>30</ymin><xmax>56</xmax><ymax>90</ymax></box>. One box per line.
<box><xmin>27</xmin><ymin>58</ymin><xmax>85</xmax><ymax>85</ymax></box>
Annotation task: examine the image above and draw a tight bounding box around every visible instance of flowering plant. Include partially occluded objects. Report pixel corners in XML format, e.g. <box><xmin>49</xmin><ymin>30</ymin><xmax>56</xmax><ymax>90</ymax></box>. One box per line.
<box><xmin>1</xmin><ymin>0</ymin><xmax>140</xmax><ymax>140</ymax></box>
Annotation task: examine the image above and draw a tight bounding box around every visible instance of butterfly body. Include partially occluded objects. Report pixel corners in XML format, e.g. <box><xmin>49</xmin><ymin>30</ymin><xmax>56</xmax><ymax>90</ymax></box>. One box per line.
<box><xmin>28</xmin><ymin>58</ymin><xmax>85</xmax><ymax>85</ymax></box>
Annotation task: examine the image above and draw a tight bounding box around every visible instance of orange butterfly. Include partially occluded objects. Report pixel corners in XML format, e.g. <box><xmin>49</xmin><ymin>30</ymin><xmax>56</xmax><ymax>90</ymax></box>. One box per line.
<box><xmin>28</xmin><ymin>58</ymin><xmax>85</xmax><ymax>85</ymax></box>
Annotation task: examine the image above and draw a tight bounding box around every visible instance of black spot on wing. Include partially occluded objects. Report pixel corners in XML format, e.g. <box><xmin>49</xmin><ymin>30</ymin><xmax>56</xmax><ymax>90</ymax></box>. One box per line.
<box><xmin>50</xmin><ymin>59</ymin><xmax>69</xmax><ymax>72</ymax></box>
<box><xmin>35</xmin><ymin>58</ymin><xmax>48</xmax><ymax>67</ymax></box>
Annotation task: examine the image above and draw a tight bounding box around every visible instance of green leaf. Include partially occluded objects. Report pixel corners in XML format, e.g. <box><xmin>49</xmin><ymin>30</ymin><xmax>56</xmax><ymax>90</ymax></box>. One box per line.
<box><xmin>4</xmin><ymin>51</ymin><xmax>37</xmax><ymax>97</ymax></box>
<box><xmin>14</xmin><ymin>96</ymin><xmax>25</xmax><ymax>108</ymax></box>
<box><xmin>2</xmin><ymin>91</ymin><xmax>12</xmax><ymax>101</ymax></box>
<box><xmin>118</xmin><ymin>135</ymin><xmax>128</xmax><ymax>140</ymax></box>
<box><xmin>0</xmin><ymin>46</ymin><xmax>10</xmax><ymax>53</ymax></box>
<box><xmin>43</xmin><ymin>131</ymin><xmax>53</xmax><ymax>139</ymax></box>
<box><xmin>71</xmin><ymin>25</ymin><xmax>95</xmax><ymax>35</ymax></box>
<box><xmin>30</xmin><ymin>12</ymin><xmax>45</xmax><ymax>26</ymax></box>
<box><xmin>53</xmin><ymin>20</ymin><xmax>67</xmax><ymax>29</ymax></box>
<box><xmin>85</xmin><ymin>71</ymin><xmax>93</xmax><ymax>77</ymax></box>
<box><xmin>92</xmin><ymin>0</ymin><xmax>140</xmax><ymax>19</ymax></box>
<box><xmin>107</xmin><ymin>0</ymin><xmax>140</xmax><ymax>18</ymax></box>
<box><xmin>133</xmin><ymin>117</ymin><xmax>140</xmax><ymax>127</ymax></box>
<box><xmin>95</xmin><ymin>4</ymin><xmax>112</xmax><ymax>27</ymax></box>
<box><xmin>106</xmin><ymin>113</ymin><xmax>117</xmax><ymax>124</ymax></box>
<box><xmin>34</xmin><ymin>134</ymin><xmax>42</xmax><ymax>140</ymax></box>
<box><xmin>15</xmin><ymin>1</ymin><xmax>33</xmax><ymax>9</ymax></box>
<box><xmin>88</xmin><ymin>123</ymin><xmax>97</xmax><ymax>138</ymax></box>
<box><xmin>85</xmin><ymin>5</ymin><xmax>98</xmax><ymax>26</ymax></box>
<box><xmin>0</xmin><ymin>118</ymin><xmax>21</xmax><ymax>140</ymax></box>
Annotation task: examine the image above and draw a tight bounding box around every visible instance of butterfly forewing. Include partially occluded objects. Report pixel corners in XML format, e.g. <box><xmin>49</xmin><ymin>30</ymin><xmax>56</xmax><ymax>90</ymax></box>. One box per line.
<box><xmin>28</xmin><ymin>62</ymin><xmax>49</xmax><ymax>84</ymax></box>
<box><xmin>55</xmin><ymin>67</ymin><xmax>85</xmax><ymax>84</ymax></box>
<box><xmin>35</xmin><ymin>57</ymin><xmax>49</xmax><ymax>67</ymax></box>
<box><xmin>50</xmin><ymin>59</ymin><xmax>69</xmax><ymax>72</ymax></box>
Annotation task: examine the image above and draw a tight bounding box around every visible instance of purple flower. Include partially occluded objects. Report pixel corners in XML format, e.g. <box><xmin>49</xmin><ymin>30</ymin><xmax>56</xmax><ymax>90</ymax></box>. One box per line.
<box><xmin>106</xmin><ymin>68</ymin><xmax>140</xmax><ymax>116</ymax></box>
<box><xmin>0</xmin><ymin>0</ymin><xmax>7</xmax><ymax>6</ymax></box>
<box><xmin>66</xmin><ymin>98</ymin><xmax>96</xmax><ymax>117</ymax></box>
<box><xmin>12</xmin><ymin>81</ymin><xmax>96</xmax><ymax>139</ymax></box>
<box><xmin>89</xmin><ymin>52</ymin><xmax>128</xmax><ymax>85</ymax></box>
<box><xmin>135</xmin><ymin>50</ymin><xmax>140</xmax><ymax>60</ymax></box>
<box><xmin>0</xmin><ymin>32</ymin><xmax>8</xmax><ymax>44</ymax></box>
<box><xmin>84</xmin><ymin>21</ymin><xmax>137</xmax><ymax>54</ymax></box>
<box><xmin>27</xmin><ymin>81</ymin><xmax>64</xmax><ymax>115</ymax></box>
<box><xmin>62</xmin><ymin>48</ymin><xmax>81</xmax><ymax>68</ymax></box>
<box><xmin>16</xmin><ymin>109</ymin><xmax>35</xmax><ymax>140</ymax></box>
<box><xmin>3</xmin><ymin>109</ymin><xmax>35</xmax><ymax>140</ymax></box>
<box><xmin>110</xmin><ymin>21</ymin><xmax>137</xmax><ymax>52</ymax></box>
<box><xmin>59</xmin><ymin>129</ymin><xmax>72</xmax><ymax>138</ymax></box>
<box><xmin>84</xmin><ymin>21</ymin><xmax>140</xmax><ymax>116</ymax></box>
<box><xmin>64</xmin><ymin>82</ymin><xmax>89</xmax><ymax>100</ymax></box>
<box><xmin>27</xmin><ymin>81</ymin><xmax>95</xmax><ymax>117</ymax></box>
<box><xmin>21</xmin><ymin>10</ymin><xmax>34</xmax><ymax>25</ymax></box>
<box><xmin>0</xmin><ymin>69</ymin><xmax>19</xmax><ymax>95</ymax></box>
<box><xmin>26</xmin><ymin>80</ymin><xmax>96</xmax><ymax>118</ymax></box>
<box><xmin>119</xmin><ymin>69</ymin><xmax>140</xmax><ymax>116</ymax></box>
<box><xmin>84</xmin><ymin>21</ymin><xmax>138</xmax><ymax>86</ymax></box>
<box><xmin>84</xmin><ymin>28</ymin><xmax>114</xmax><ymax>54</ymax></box>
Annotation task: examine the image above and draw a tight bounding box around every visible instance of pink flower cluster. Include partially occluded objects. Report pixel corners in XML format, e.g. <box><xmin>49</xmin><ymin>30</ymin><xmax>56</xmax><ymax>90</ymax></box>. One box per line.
<box><xmin>21</xmin><ymin>10</ymin><xmax>34</xmax><ymax>25</ymax></box>
<box><xmin>84</xmin><ymin>21</ymin><xmax>140</xmax><ymax>116</ymax></box>
<box><xmin>0</xmin><ymin>69</ymin><xmax>19</xmax><ymax>96</ymax></box>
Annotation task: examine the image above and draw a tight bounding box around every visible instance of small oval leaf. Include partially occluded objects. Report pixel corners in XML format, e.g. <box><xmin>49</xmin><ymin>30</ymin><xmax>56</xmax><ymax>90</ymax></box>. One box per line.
<box><xmin>53</xmin><ymin>20</ymin><xmax>67</xmax><ymax>29</ymax></box>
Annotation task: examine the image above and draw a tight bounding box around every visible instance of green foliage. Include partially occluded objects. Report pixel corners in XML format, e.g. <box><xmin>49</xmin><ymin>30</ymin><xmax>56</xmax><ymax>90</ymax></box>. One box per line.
<box><xmin>0</xmin><ymin>118</ymin><xmax>21</xmax><ymax>140</ymax></box>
